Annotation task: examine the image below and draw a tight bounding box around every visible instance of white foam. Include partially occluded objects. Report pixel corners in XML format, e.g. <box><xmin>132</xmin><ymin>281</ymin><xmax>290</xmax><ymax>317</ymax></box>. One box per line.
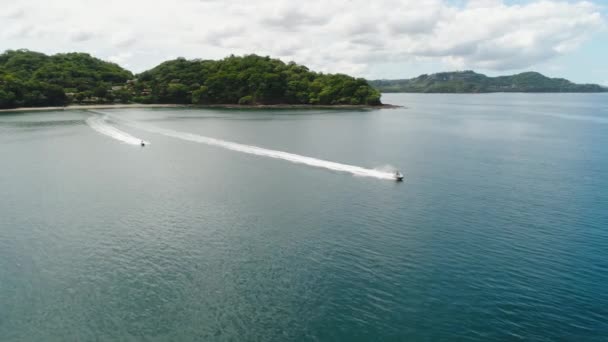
<box><xmin>86</xmin><ymin>115</ymin><xmax>149</xmax><ymax>146</ymax></box>
<box><xmin>134</xmin><ymin>123</ymin><xmax>399</xmax><ymax>180</ymax></box>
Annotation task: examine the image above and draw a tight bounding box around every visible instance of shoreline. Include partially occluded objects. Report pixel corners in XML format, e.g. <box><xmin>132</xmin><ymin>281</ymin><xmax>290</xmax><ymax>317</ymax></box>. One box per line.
<box><xmin>195</xmin><ymin>103</ymin><xmax>401</xmax><ymax>110</ymax></box>
<box><xmin>0</xmin><ymin>103</ymin><xmax>401</xmax><ymax>113</ymax></box>
<box><xmin>380</xmin><ymin>91</ymin><xmax>608</xmax><ymax>94</ymax></box>
<box><xmin>0</xmin><ymin>104</ymin><xmax>184</xmax><ymax>113</ymax></box>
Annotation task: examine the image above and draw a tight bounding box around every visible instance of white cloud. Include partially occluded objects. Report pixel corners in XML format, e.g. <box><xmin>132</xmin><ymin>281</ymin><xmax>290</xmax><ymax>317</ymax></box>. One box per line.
<box><xmin>261</xmin><ymin>5</ymin><xmax>331</xmax><ymax>30</ymax></box>
<box><xmin>69</xmin><ymin>31</ymin><xmax>95</xmax><ymax>42</ymax></box>
<box><xmin>108</xmin><ymin>52</ymin><xmax>133</xmax><ymax>66</ymax></box>
<box><xmin>3</xmin><ymin>8</ymin><xmax>25</xmax><ymax>19</ymax></box>
<box><xmin>0</xmin><ymin>0</ymin><xmax>604</xmax><ymax>76</ymax></box>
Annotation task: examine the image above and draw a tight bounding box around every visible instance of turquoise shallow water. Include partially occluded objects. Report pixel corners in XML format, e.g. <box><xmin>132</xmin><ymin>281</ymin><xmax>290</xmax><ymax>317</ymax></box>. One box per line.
<box><xmin>1</xmin><ymin>93</ymin><xmax>607</xmax><ymax>341</ymax></box>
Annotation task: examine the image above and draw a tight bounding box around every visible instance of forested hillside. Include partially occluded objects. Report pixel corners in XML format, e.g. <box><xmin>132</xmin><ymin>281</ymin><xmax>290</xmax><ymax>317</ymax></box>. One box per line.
<box><xmin>134</xmin><ymin>55</ymin><xmax>381</xmax><ymax>106</ymax></box>
<box><xmin>0</xmin><ymin>50</ymin><xmax>133</xmax><ymax>108</ymax></box>
<box><xmin>0</xmin><ymin>50</ymin><xmax>381</xmax><ymax>109</ymax></box>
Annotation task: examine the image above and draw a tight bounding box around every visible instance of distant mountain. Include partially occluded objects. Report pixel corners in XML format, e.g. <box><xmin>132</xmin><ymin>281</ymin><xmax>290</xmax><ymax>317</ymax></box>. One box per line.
<box><xmin>369</xmin><ymin>71</ymin><xmax>607</xmax><ymax>93</ymax></box>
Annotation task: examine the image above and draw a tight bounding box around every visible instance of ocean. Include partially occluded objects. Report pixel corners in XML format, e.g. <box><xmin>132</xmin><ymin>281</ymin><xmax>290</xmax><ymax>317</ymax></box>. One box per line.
<box><xmin>1</xmin><ymin>93</ymin><xmax>607</xmax><ymax>341</ymax></box>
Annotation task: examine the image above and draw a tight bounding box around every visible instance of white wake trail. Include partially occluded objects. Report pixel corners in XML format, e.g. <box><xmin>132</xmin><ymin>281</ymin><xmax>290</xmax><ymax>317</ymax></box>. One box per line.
<box><xmin>86</xmin><ymin>115</ymin><xmax>149</xmax><ymax>146</ymax></box>
<box><xmin>133</xmin><ymin>123</ymin><xmax>398</xmax><ymax>180</ymax></box>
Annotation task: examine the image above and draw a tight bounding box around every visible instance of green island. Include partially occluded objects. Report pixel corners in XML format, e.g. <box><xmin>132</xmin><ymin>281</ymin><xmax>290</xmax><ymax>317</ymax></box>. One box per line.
<box><xmin>0</xmin><ymin>49</ymin><xmax>382</xmax><ymax>110</ymax></box>
<box><xmin>370</xmin><ymin>71</ymin><xmax>607</xmax><ymax>93</ymax></box>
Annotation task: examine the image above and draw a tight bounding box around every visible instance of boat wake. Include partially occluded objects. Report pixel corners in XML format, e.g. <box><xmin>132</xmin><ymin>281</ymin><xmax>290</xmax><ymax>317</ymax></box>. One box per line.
<box><xmin>133</xmin><ymin>123</ymin><xmax>398</xmax><ymax>180</ymax></box>
<box><xmin>86</xmin><ymin>114</ymin><xmax>149</xmax><ymax>146</ymax></box>
<box><xmin>88</xmin><ymin>110</ymin><xmax>401</xmax><ymax>181</ymax></box>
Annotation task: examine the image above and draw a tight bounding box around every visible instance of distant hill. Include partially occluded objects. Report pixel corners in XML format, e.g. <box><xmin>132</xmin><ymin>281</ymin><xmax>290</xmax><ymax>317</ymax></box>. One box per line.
<box><xmin>369</xmin><ymin>71</ymin><xmax>607</xmax><ymax>93</ymax></box>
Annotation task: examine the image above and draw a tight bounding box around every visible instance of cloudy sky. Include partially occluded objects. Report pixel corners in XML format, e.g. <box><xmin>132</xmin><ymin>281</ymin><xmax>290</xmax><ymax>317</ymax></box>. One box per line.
<box><xmin>1</xmin><ymin>0</ymin><xmax>606</xmax><ymax>84</ymax></box>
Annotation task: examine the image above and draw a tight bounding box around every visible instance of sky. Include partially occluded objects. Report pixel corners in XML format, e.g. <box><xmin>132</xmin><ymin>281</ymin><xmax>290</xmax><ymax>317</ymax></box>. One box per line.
<box><xmin>1</xmin><ymin>0</ymin><xmax>606</xmax><ymax>84</ymax></box>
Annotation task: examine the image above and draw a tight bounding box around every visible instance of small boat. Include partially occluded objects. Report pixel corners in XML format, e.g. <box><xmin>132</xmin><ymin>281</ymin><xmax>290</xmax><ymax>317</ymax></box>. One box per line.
<box><xmin>395</xmin><ymin>171</ymin><xmax>404</xmax><ymax>181</ymax></box>
<box><xmin>140</xmin><ymin>140</ymin><xmax>145</xmax><ymax>147</ymax></box>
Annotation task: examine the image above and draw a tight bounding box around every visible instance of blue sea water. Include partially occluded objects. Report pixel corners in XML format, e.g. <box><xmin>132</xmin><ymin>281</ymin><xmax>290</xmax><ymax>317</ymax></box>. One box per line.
<box><xmin>0</xmin><ymin>93</ymin><xmax>607</xmax><ymax>341</ymax></box>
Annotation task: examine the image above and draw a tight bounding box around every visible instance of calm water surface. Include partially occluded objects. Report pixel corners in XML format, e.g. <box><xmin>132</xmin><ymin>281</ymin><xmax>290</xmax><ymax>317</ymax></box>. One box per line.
<box><xmin>1</xmin><ymin>93</ymin><xmax>607</xmax><ymax>341</ymax></box>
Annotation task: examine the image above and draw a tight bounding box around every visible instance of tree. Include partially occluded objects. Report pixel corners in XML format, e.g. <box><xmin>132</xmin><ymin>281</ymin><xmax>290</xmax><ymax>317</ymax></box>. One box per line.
<box><xmin>166</xmin><ymin>83</ymin><xmax>190</xmax><ymax>103</ymax></box>
<box><xmin>192</xmin><ymin>86</ymin><xmax>209</xmax><ymax>104</ymax></box>
<box><xmin>0</xmin><ymin>89</ymin><xmax>16</xmax><ymax>108</ymax></box>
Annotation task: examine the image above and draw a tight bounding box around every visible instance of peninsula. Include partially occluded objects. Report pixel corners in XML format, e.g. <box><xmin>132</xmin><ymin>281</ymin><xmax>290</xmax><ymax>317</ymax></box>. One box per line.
<box><xmin>0</xmin><ymin>49</ymin><xmax>382</xmax><ymax>110</ymax></box>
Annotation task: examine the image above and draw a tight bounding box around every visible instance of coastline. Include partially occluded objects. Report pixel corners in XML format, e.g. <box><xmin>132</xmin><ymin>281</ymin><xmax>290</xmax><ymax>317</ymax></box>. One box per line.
<box><xmin>195</xmin><ymin>103</ymin><xmax>402</xmax><ymax>110</ymax></box>
<box><xmin>0</xmin><ymin>103</ymin><xmax>401</xmax><ymax>113</ymax></box>
<box><xmin>378</xmin><ymin>91</ymin><xmax>608</xmax><ymax>94</ymax></box>
<box><xmin>0</xmin><ymin>104</ymin><xmax>184</xmax><ymax>113</ymax></box>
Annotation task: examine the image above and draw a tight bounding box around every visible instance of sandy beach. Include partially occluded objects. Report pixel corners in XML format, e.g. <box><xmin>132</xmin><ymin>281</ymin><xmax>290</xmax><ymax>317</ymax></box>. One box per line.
<box><xmin>0</xmin><ymin>104</ymin><xmax>185</xmax><ymax>113</ymax></box>
<box><xmin>0</xmin><ymin>103</ymin><xmax>401</xmax><ymax>113</ymax></box>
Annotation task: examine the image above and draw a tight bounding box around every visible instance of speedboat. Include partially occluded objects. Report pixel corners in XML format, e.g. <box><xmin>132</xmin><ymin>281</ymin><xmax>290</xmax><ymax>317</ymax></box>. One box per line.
<box><xmin>395</xmin><ymin>171</ymin><xmax>404</xmax><ymax>181</ymax></box>
<box><xmin>140</xmin><ymin>140</ymin><xmax>146</xmax><ymax>147</ymax></box>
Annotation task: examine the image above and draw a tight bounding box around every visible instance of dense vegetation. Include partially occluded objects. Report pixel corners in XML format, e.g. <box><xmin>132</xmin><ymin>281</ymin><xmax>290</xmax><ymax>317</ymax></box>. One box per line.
<box><xmin>134</xmin><ymin>55</ymin><xmax>381</xmax><ymax>106</ymax></box>
<box><xmin>0</xmin><ymin>50</ymin><xmax>381</xmax><ymax>109</ymax></box>
<box><xmin>370</xmin><ymin>71</ymin><xmax>607</xmax><ymax>93</ymax></box>
<box><xmin>0</xmin><ymin>50</ymin><xmax>133</xmax><ymax>108</ymax></box>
